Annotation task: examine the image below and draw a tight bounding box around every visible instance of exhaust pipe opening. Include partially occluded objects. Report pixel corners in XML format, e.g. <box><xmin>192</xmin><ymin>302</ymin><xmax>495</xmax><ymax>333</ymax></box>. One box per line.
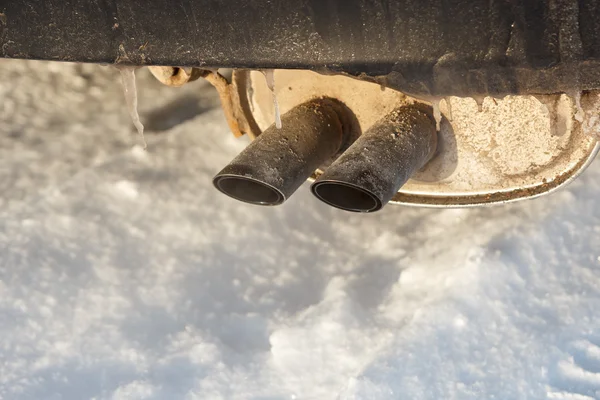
<box><xmin>213</xmin><ymin>175</ymin><xmax>284</xmax><ymax>206</ymax></box>
<box><xmin>311</xmin><ymin>105</ymin><xmax>437</xmax><ymax>213</ymax></box>
<box><xmin>312</xmin><ymin>181</ymin><xmax>381</xmax><ymax>212</ymax></box>
<box><xmin>213</xmin><ymin>98</ymin><xmax>351</xmax><ymax>206</ymax></box>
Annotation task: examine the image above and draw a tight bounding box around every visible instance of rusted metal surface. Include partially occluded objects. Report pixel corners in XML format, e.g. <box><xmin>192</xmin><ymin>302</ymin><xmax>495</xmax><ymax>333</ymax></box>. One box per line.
<box><xmin>147</xmin><ymin>66</ymin><xmax>259</xmax><ymax>138</ymax></box>
<box><xmin>202</xmin><ymin>71</ymin><xmax>261</xmax><ymax>138</ymax></box>
<box><xmin>148</xmin><ymin>66</ymin><xmax>202</xmax><ymax>87</ymax></box>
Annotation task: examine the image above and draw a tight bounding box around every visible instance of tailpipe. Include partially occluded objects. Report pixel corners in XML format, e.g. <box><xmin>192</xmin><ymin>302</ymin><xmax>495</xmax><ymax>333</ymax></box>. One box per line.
<box><xmin>213</xmin><ymin>99</ymin><xmax>346</xmax><ymax>206</ymax></box>
<box><xmin>311</xmin><ymin>105</ymin><xmax>437</xmax><ymax>212</ymax></box>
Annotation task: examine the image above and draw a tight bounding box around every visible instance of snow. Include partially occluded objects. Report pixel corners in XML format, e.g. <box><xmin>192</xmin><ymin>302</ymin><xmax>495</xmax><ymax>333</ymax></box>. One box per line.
<box><xmin>1</xmin><ymin>60</ymin><xmax>600</xmax><ymax>400</ymax></box>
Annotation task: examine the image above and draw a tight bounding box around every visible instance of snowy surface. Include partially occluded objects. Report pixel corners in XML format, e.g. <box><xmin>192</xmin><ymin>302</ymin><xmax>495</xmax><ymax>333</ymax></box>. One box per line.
<box><xmin>1</xmin><ymin>60</ymin><xmax>600</xmax><ymax>400</ymax></box>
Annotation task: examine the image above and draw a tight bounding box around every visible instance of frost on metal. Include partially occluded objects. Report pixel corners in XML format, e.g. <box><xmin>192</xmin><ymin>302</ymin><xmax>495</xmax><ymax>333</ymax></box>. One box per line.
<box><xmin>262</xmin><ymin>70</ymin><xmax>282</xmax><ymax>129</ymax></box>
<box><xmin>116</xmin><ymin>66</ymin><xmax>147</xmax><ymax>149</ymax></box>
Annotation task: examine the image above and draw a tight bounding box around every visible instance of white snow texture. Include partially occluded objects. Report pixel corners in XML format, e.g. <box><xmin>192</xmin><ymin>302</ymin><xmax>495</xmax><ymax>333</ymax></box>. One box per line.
<box><xmin>0</xmin><ymin>60</ymin><xmax>600</xmax><ymax>400</ymax></box>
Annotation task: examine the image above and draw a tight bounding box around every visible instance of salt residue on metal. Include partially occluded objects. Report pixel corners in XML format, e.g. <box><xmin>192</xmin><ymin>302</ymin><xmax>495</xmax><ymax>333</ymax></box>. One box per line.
<box><xmin>448</xmin><ymin>95</ymin><xmax>571</xmax><ymax>177</ymax></box>
<box><xmin>116</xmin><ymin>66</ymin><xmax>146</xmax><ymax>149</ymax></box>
<box><xmin>245</xmin><ymin>70</ymin><xmax>598</xmax><ymax>200</ymax></box>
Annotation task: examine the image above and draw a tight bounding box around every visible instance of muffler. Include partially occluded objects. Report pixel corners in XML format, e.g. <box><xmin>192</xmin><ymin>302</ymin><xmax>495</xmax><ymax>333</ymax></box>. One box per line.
<box><xmin>311</xmin><ymin>105</ymin><xmax>437</xmax><ymax>213</ymax></box>
<box><xmin>213</xmin><ymin>99</ymin><xmax>346</xmax><ymax>206</ymax></box>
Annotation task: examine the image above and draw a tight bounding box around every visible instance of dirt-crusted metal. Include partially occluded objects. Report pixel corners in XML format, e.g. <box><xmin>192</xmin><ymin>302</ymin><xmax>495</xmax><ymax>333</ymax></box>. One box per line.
<box><xmin>213</xmin><ymin>98</ymin><xmax>347</xmax><ymax>206</ymax></box>
<box><xmin>312</xmin><ymin>105</ymin><xmax>438</xmax><ymax>212</ymax></box>
<box><xmin>2</xmin><ymin>0</ymin><xmax>600</xmax><ymax>96</ymax></box>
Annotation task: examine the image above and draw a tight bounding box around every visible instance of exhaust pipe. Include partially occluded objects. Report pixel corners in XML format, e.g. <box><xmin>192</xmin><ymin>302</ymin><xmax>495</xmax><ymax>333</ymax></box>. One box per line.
<box><xmin>213</xmin><ymin>99</ymin><xmax>346</xmax><ymax>206</ymax></box>
<box><xmin>311</xmin><ymin>105</ymin><xmax>437</xmax><ymax>213</ymax></box>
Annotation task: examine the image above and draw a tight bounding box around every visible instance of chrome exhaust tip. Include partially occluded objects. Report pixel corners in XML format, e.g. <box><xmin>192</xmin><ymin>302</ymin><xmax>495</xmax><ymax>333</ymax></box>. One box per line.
<box><xmin>312</xmin><ymin>105</ymin><xmax>437</xmax><ymax>212</ymax></box>
<box><xmin>213</xmin><ymin>99</ymin><xmax>347</xmax><ymax>206</ymax></box>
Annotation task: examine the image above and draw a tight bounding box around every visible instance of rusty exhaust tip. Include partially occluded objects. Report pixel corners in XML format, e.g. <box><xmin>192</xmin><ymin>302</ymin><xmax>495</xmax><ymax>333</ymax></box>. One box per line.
<box><xmin>311</xmin><ymin>105</ymin><xmax>437</xmax><ymax>213</ymax></box>
<box><xmin>213</xmin><ymin>98</ymin><xmax>349</xmax><ymax>206</ymax></box>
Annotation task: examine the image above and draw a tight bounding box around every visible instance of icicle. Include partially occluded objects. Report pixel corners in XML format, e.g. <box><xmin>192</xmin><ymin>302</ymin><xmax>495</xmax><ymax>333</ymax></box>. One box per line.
<box><xmin>569</xmin><ymin>91</ymin><xmax>585</xmax><ymax>123</ymax></box>
<box><xmin>532</xmin><ymin>95</ymin><xmax>557</xmax><ymax>117</ymax></box>
<box><xmin>432</xmin><ymin>98</ymin><xmax>442</xmax><ymax>131</ymax></box>
<box><xmin>533</xmin><ymin>95</ymin><xmax>547</xmax><ymax>113</ymax></box>
<box><xmin>116</xmin><ymin>66</ymin><xmax>146</xmax><ymax>149</ymax></box>
<box><xmin>585</xmin><ymin>114</ymin><xmax>600</xmax><ymax>139</ymax></box>
<box><xmin>533</xmin><ymin>95</ymin><xmax>558</xmax><ymax>136</ymax></box>
<box><xmin>444</xmin><ymin>97</ymin><xmax>453</xmax><ymax>121</ymax></box>
<box><xmin>262</xmin><ymin>70</ymin><xmax>282</xmax><ymax>129</ymax></box>
<box><xmin>473</xmin><ymin>96</ymin><xmax>485</xmax><ymax>112</ymax></box>
<box><xmin>583</xmin><ymin>93</ymin><xmax>600</xmax><ymax>139</ymax></box>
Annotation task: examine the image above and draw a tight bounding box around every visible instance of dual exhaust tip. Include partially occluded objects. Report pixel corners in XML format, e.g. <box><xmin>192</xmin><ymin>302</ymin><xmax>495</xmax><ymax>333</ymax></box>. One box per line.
<box><xmin>213</xmin><ymin>99</ymin><xmax>437</xmax><ymax>213</ymax></box>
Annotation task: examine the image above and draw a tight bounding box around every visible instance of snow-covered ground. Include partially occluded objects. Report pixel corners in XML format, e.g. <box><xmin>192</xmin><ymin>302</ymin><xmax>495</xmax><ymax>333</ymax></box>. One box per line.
<box><xmin>1</xmin><ymin>60</ymin><xmax>600</xmax><ymax>400</ymax></box>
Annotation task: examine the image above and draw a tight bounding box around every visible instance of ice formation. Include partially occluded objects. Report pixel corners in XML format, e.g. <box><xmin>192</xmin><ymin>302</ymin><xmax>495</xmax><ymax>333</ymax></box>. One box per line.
<box><xmin>473</xmin><ymin>96</ymin><xmax>485</xmax><ymax>112</ymax></box>
<box><xmin>262</xmin><ymin>70</ymin><xmax>282</xmax><ymax>129</ymax></box>
<box><xmin>116</xmin><ymin>66</ymin><xmax>147</xmax><ymax>149</ymax></box>
<box><xmin>570</xmin><ymin>91</ymin><xmax>585</xmax><ymax>123</ymax></box>
<box><xmin>432</xmin><ymin>98</ymin><xmax>442</xmax><ymax>131</ymax></box>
